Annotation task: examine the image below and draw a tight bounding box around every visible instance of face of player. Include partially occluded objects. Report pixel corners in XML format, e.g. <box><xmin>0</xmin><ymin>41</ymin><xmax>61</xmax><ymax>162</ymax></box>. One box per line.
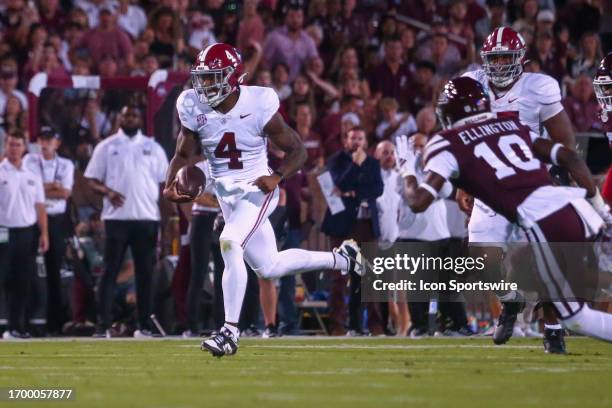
<box><xmin>5</xmin><ymin>135</ymin><xmax>26</xmax><ymax>162</ymax></box>
<box><xmin>482</xmin><ymin>51</ymin><xmax>523</xmax><ymax>89</ymax></box>
<box><xmin>38</xmin><ymin>137</ymin><xmax>59</xmax><ymax>158</ymax></box>
<box><xmin>344</xmin><ymin>129</ymin><xmax>367</xmax><ymax>153</ymax></box>
<box><xmin>120</xmin><ymin>107</ymin><xmax>142</xmax><ymax>135</ymax></box>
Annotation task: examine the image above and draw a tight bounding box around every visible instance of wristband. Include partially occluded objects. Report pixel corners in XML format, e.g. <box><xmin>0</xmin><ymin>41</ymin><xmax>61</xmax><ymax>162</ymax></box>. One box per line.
<box><xmin>419</xmin><ymin>182</ymin><xmax>438</xmax><ymax>197</ymax></box>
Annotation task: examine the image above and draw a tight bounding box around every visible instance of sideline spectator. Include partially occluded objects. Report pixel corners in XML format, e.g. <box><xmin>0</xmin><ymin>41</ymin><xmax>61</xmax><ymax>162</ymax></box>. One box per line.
<box><xmin>84</xmin><ymin>105</ymin><xmax>168</xmax><ymax>338</ymax></box>
<box><xmin>321</xmin><ymin>127</ymin><xmax>383</xmax><ymax>335</ymax></box>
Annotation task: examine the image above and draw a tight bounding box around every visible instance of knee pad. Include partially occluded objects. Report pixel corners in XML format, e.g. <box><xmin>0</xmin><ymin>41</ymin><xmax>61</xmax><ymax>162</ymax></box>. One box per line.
<box><xmin>219</xmin><ymin>239</ymin><xmax>242</xmax><ymax>255</ymax></box>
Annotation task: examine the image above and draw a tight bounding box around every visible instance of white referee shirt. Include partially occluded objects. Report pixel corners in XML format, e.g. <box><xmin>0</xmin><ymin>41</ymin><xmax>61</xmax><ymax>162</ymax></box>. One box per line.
<box><xmin>84</xmin><ymin>129</ymin><xmax>169</xmax><ymax>221</ymax></box>
<box><xmin>23</xmin><ymin>153</ymin><xmax>74</xmax><ymax>215</ymax></box>
<box><xmin>0</xmin><ymin>158</ymin><xmax>45</xmax><ymax>228</ymax></box>
<box><xmin>396</xmin><ymin>164</ymin><xmax>450</xmax><ymax>242</ymax></box>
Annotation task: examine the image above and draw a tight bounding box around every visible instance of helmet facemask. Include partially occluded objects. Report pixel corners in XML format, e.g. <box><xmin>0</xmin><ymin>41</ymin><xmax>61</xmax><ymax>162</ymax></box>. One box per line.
<box><xmin>191</xmin><ymin>66</ymin><xmax>235</xmax><ymax>108</ymax></box>
<box><xmin>481</xmin><ymin>49</ymin><xmax>525</xmax><ymax>88</ymax></box>
<box><xmin>594</xmin><ymin>76</ymin><xmax>612</xmax><ymax>116</ymax></box>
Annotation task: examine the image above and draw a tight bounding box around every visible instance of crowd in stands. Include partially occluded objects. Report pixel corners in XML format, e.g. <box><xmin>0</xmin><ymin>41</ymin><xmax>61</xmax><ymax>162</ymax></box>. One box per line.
<box><xmin>0</xmin><ymin>0</ymin><xmax>609</xmax><ymax>337</ymax></box>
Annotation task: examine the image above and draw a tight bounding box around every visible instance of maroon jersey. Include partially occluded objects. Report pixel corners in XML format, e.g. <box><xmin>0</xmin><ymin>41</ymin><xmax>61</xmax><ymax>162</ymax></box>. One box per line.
<box><xmin>424</xmin><ymin>115</ymin><xmax>554</xmax><ymax>223</ymax></box>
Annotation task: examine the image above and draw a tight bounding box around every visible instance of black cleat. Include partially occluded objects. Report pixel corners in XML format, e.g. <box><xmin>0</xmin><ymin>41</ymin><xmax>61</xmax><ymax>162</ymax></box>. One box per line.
<box><xmin>493</xmin><ymin>292</ymin><xmax>526</xmax><ymax>345</ymax></box>
<box><xmin>201</xmin><ymin>327</ymin><xmax>239</xmax><ymax>357</ymax></box>
<box><xmin>543</xmin><ymin>328</ymin><xmax>567</xmax><ymax>354</ymax></box>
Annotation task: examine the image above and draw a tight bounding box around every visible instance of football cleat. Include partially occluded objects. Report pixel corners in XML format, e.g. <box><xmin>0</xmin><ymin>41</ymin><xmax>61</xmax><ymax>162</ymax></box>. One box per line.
<box><xmin>334</xmin><ymin>239</ymin><xmax>367</xmax><ymax>276</ymax></box>
<box><xmin>493</xmin><ymin>292</ymin><xmax>526</xmax><ymax>345</ymax></box>
<box><xmin>201</xmin><ymin>327</ymin><xmax>239</xmax><ymax>357</ymax></box>
<box><xmin>261</xmin><ymin>324</ymin><xmax>279</xmax><ymax>339</ymax></box>
<box><xmin>543</xmin><ymin>328</ymin><xmax>567</xmax><ymax>354</ymax></box>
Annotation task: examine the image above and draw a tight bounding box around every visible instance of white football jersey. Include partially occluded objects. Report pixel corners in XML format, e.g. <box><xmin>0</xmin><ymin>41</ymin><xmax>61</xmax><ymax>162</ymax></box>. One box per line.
<box><xmin>176</xmin><ymin>85</ymin><xmax>279</xmax><ymax>183</ymax></box>
<box><xmin>462</xmin><ymin>69</ymin><xmax>563</xmax><ymax>140</ymax></box>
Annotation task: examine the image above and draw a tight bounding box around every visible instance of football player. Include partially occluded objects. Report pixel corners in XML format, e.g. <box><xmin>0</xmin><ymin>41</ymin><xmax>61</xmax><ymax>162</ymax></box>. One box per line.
<box><xmin>593</xmin><ymin>52</ymin><xmax>612</xmax><ymax>204</ymax></box>
<box><xmin>163</xmin><ymin>43</ymin><xmax>364</xmax><ymax>357</ymax></box>
<box><xmin>401</xmin><ymin>76</ymin><xmax>612</xmax><ymax>344</ymax></box>
<box><xmin>459</xmin><ymin>27</ymin><xmax>600</xmax><ymax>352</ymax></box>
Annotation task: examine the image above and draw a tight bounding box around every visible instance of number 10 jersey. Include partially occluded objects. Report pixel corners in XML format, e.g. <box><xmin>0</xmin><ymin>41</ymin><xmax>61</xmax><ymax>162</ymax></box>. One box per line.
<box><xmin>423</xmin><ymin>116</ymin><xmax>583</xmax><ymax>228</ymax></box>
<box><xmin>176</xmin><ymin>85</ymin><xmax>280</xmax><ymax>183</ymax></box>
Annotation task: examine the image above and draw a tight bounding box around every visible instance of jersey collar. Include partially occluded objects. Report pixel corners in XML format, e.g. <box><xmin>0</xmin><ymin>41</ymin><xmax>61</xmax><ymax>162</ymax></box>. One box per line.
<box><xmin>453</xmin><ymin>112</ymin><xmax>497</xmax><ymax>128</ymax></box>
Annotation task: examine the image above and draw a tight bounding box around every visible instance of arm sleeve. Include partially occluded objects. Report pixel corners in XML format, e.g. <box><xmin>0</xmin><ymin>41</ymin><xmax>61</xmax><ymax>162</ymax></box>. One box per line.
<box><xmin>83</xmin><ymin>143</ymin><xmax>106</xmax><ymax>182</ymax></box>
<box><xmin>176</xmin><ymin>91</ymin><xmax>199</xmax><ymax>132</ymax></box>
<box><xmin>423</xmin><ymin>150</ymin><xmax>459</xmax><ymax>181</ymax></box>
<box><xmin>34</xmin><ymin>173</ymin><xmax>45</xmax><ymax>204</ymax></box>
<box><xmin>62</xmin><ymin>160</ymin><xmax>75</xmax><ymax>191</ymax></box>
<box><xmin>259</xmin><ymin>88</ymin><xmax>280</xmax><ymax>134</ymax></box>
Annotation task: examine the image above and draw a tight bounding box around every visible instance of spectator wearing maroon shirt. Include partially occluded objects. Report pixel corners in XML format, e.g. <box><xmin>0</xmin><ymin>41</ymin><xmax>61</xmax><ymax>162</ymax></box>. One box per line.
<box><xmin>319</xmin><ymin>95</ymin><xmax>362</xmax><ymax>159</ymax></box>
<box><xmin>282</xmin><ymin>73</ymin><xmax>316</xmax><ymax>124</ymax></box>
<box><xmin>236</xmin><ymin>0</ymin><xmax>265</xmax><ymax>54</ymax></box>
<box><xmin>79</xmin><ymin>6</ymin><xmax>133</xmax><ymax>73</ymax></box>
<box><xmin>447</xmin><ymin>0</ymin><xmax>475</xmax><ymax>58</ymax></box>
<box><xmin>367</xmin><ymin>37</ymin><xmax>411</xmax><ymax>106</ymax></box>
<box><xmin>38</xmin><ymin>0</ymin><xmax>66</xmax><ymax>35</ymax></box>
<box><xmin>294</xmin><ymin>103</ymin><xmax>323</xmax><ymax>171</ymax></box>
<box><xmin>562</xmin><ymin>74</ymin><xmax>601</xmax><ymax>133</ymax></box>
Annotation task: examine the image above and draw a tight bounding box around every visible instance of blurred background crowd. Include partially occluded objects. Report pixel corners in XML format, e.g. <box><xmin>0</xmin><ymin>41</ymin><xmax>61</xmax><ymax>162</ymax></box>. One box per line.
<box><xmin>0</xmin><ymin>0</ymin><xmax>610</xmax><ymax>338</ymax></box>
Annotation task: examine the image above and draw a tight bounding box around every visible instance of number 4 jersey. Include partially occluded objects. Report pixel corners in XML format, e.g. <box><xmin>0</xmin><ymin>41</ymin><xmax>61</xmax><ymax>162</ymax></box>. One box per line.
<box><xmin>423</xmin><ymin>114</ymin><xmax>599</xmax><ymax>231</ymax></box>
<box><xmin>176</xmin><ymin>85</ymin><xmax>279</xmax><ymax>183</ymax></box>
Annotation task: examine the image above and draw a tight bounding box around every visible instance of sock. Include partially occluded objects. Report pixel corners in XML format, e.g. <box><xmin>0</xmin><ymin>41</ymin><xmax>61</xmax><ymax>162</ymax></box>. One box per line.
<box><xmin>256</xmin><ymin>249</ymin><xmax>349</xmax><ymax>279</ymax></box>
<box><xmin>562</xmin><ymin>306</ymin><xmax>612</xmax><ymax>342</ymax></box>
<box><xmin>223</xmin><ymin>322</ymin><xmax>240</xmax><ymax>338</ymax></box>
<box><xmin>544</xmin><ymin>324</ymin><xmax>562</xmax><ymax>330</ymax></box>
<box><xmin>220</xmin><ymin>240</ymin><xmax>248</xmax><ymax>325</ymax></box>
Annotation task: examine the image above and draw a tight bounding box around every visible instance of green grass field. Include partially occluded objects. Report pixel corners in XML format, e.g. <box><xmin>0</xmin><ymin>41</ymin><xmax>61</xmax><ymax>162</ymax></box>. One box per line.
<box><xmin>1</xmin><ymin>337</ymin><xmax>611</xmax><ymax>408</ymax></box>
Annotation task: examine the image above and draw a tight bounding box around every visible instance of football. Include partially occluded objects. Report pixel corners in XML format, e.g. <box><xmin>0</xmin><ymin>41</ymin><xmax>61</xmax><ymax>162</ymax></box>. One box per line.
<box><xmin>175</xmin><ymin>164</ymin><xmax>206</xmax><ymax>199</ymax></box>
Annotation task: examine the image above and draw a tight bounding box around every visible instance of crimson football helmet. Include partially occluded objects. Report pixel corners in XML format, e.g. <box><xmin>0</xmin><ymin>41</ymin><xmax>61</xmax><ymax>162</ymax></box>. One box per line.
<box><xmin>594</xmin><ymin>52</ymin><xmax>612</xmax><ymax>120</ymax></box>
<box><xmin>480</xmin><ymin>27</ymin><xmax>527</xmax><ymax>88</ymax></box>
<box><xmin>191</xmin><ymin>43</ymin><xmax>246</xmax><ymax>107</ymax></box>
<box><xmin>436</xmin><ymin>77</ymin><xmax>491</xmax><ymax>129</ymax></box>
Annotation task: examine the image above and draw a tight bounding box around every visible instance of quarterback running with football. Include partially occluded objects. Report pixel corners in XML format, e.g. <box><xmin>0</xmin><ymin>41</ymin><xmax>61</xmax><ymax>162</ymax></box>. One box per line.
<box><xmin>403</xmin><ymin>76</ymin><xmax>612</xmax><ymax>344</ymax></box>
<box><xmin>163</xmin><ymin>43</ymin><xmax>364</xmax><ymax>357</ymax></box>
<box><xmin>459</xmin><ymin>27</ymin><xmax>607</xmax><ymax>352</ymax></box>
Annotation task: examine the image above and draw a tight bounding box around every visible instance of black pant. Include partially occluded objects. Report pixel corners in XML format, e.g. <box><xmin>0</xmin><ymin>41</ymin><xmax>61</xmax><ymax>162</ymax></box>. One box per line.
<box><xmin>399</xmin><ymin>238</ymin><xmax>469</xmax><ymax>332</ymax></box>
<box><xmin>0</xmin><ymin>225</ymin><xmax>38</xmax><ymax>332</ymax></box>
<box><xmin>189</xmin><ymin>212</ymin><xmax>219</xmax><ymax>332</ymax></box>
<box><xmin>98</xmin><ymin>220</ymin><xmax>158</xmax><ymax>330</ymax></box>
<box><xmin>45</xmin><ymin>215</ymin><xmax>67</xmax><ymax>333</ymax></box>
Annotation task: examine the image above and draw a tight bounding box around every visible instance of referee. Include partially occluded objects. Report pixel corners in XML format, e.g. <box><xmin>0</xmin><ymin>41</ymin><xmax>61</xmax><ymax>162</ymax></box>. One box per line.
<box><xmin>0</xmin><ymin>130</ymin><xmax>49</xmax><ymax>339</ymax></box>
<box><xmin>85</xmin><ymin>105</ymin><xmax>169</xmax><ymax>338</ymax></box>
<box><xmin>24</xmin><ymin>127</ymin><xmax>74</xmax><ymax>335</ymax></box>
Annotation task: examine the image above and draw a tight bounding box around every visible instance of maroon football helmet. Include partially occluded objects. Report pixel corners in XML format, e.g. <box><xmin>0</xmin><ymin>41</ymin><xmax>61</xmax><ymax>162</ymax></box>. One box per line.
<box><xmin>191</xmin><ymin>43</ymin><xmax>245</xmax><ymax>107</ymax></box>
<box><xmin>594</xmin><ymin>52</ymin><xmax>612</xmax><ymax>120</ymax></box>
<box><xmin>480</xmin><ymin>27</ymin><xmax>527</xmax><ymax>88</ymax></box>
<box><xmin>436</xmin><ymin>77</ymin><xmax>491</xmax><ymax>129</ymax></box>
